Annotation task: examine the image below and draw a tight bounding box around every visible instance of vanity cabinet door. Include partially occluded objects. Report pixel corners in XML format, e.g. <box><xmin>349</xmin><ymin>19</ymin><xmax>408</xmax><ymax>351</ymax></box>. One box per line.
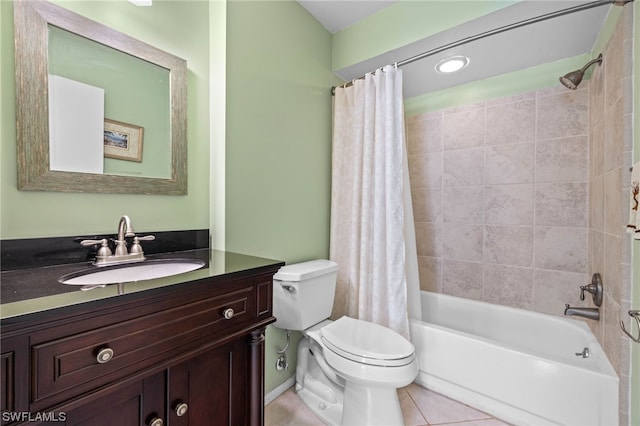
<box><xmin>168</xmin><ymin>339</ymin><xmax>248</xmax><ymax>426</ymax></box>
<box><xmin>0</xmin><ymin>335</ymin><xmax>28</xmax><ymax>426</ymax></box>
<box><xmin>60</xmin><ymin>371</ymin><xmax>165</xmax><ymax>426</ymax></box>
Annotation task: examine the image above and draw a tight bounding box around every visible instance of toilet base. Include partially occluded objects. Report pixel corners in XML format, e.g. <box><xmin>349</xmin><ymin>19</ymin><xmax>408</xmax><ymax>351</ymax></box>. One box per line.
<box><xmin>296</xmin><ymin>335</ymin><xmax>407</xmax><ymax>425</ymax></box>
<box><xmin>341</xmin><ymin>382</ymin><xmax>404</xmax><ymax>426</ymax></box>
<box><xmin>296</xmin><ymin>382</ymin><xmax>342</xmax><ymax>425</ymax></box>
<box><xmin>296</xmin><ymin>337</ymin><xmax>344</xmax><ymax>425</ymax></box>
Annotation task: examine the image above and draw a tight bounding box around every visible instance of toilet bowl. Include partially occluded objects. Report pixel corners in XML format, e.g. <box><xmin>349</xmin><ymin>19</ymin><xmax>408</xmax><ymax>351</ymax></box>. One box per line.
<box><xmin>272</xmin><ymin>260</ymin><xmax>418</xmax><ymax>425</ymax></box>
<box><xmin>304</xmin><ymin>317</ymin><xmax>418</xmax><ymax>425</ymax></box>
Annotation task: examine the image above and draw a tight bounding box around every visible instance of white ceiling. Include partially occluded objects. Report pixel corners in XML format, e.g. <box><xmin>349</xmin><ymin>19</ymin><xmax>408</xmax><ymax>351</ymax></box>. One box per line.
<box><xmin>297</xmin><ymin>0</ymin><xmax>399</xmax><ymax>33</ymax></box>
<box><xmin>297</xmin><ymin>1</ymin><xmax>614</xmax><ymax>97</ymax></box>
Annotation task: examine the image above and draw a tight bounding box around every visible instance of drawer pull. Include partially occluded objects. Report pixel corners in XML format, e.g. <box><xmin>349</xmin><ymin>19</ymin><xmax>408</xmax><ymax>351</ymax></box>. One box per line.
<box><xmin>96</xmin><ymin>347</ymin><xmax>114</xmax><ymax>364</ymax></box>
<box><xmin>149</xmin><ymin>418</ymin><xmax>164</xmax><ymax>426</ymax></box>
<box><xmin>223</xmin><ymin>308</ymin><xmax>235</xmax><ymax>320</ymax></box>
<box><xmin>175</xmin><ymin>402</ymin><xmax>189</xmax><ymax>417</ymax></box>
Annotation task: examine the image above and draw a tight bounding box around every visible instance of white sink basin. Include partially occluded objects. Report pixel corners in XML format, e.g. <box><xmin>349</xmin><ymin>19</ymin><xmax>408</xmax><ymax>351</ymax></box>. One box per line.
<box><xmin>58</xmin><ymin>259</ymin><xmax>206</xmax><ymax>286</ymax></box>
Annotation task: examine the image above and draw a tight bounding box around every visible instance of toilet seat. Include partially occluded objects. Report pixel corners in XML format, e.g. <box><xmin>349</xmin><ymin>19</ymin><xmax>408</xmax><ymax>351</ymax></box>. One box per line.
<box><xmin>320</xmin><ymin>316</ymin><xmax>415</xmax><ymax>367</ymax></box>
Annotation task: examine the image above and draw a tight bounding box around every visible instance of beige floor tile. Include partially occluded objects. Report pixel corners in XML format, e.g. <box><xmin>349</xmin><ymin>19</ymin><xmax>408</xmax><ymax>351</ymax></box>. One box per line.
<box><xmin>403</xmin><ymin>383</ymin><xmax>492</xmax><ymax>425</ymax></box>
<box><xmin>398</xmin><ymin>387</ymin><xmax>428</xmax><ymax>426</ymax></box>
<box><xmin>266</xmin><ymin>383</ymin><xmax>508</xmax><ymax>426</ymax></box>
<box><xmin>451</xmin><ymin>420</ymin><xmax>512</xmax><ymax>426</ymax></box>
<box><xmin>265</xmin><ymin>388</ymin><xmax>325</xmax><ymax>426</ymax></box>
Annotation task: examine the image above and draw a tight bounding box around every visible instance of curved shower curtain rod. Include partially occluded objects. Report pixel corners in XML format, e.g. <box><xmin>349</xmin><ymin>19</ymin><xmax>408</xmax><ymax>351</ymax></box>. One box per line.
<box><xmin>331</xmin><ymin>0</ymin><xmax>634</xmax><ymax>95</ymax></box>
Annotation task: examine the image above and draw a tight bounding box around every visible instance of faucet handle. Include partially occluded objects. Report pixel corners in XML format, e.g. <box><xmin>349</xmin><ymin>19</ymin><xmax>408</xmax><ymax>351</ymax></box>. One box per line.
<box><xmin>80</xmin><ymin>238</ymin><xmax>105</xmax><ymax>246</ymax></box>
<box><xmin>579</xmin><ymin>286</ymin><xmax>588</xmax><ymax>301</ymax></box>
<box><xmin>80</xmin><ymin>238</ymin><xmax>112</xmax><ymax>257</ymax></box>
<box><xmin>130</xmin><ymin>235</ymin><xmax>155</xmax><ymax>255</ymax></box>
<box><xmin>579</xmin><ymin>273</ymin><xmax>603</xmax><ymax>307</ymax></box>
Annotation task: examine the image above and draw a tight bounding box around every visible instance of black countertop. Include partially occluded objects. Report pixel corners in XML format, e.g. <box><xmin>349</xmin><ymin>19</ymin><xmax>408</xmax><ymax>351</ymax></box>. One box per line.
<box><xmin>1</xmin><ymin>248</ymin><xmax>283</xmax><ymax>321</ymax></box>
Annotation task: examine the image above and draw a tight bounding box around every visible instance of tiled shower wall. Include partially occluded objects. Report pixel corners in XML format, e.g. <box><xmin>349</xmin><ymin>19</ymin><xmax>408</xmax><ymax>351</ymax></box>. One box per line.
<box><xmin>407</xmin><ymin>86</ymin><xmax>591</xmax><ymax>314</ymax></box>
<box><xmin>406</xmin><ymin>6</ymin><xmax>633</xmax><ymax>422</ymax></box>
<box><xmin>588</xmin><ymin>5</ymin><xmax>633</xmax><ymax>423</ymax></box>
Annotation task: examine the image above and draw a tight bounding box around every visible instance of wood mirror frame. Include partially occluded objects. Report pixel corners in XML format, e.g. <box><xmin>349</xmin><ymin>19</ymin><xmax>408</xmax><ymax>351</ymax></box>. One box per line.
<box><xmin>14</xmin><ymin>0</ymin><xmax>187</xmax><ymax>195</ymax></box>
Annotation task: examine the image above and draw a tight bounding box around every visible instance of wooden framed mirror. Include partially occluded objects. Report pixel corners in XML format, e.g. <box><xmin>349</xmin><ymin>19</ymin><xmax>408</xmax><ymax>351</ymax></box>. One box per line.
<box><xmin>14</xmin><ymin>0</ymin><xmax>187</xmax><ymax>195</ymax></box>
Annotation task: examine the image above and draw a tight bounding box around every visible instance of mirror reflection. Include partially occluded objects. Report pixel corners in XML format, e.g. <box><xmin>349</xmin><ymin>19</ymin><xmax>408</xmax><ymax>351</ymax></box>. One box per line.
<box><xmin>48</xmin><ymin>25</ymin><xmax>171</xmax><ymax>178</ymax></box>
<box><xmin>14</xmin><ymin>0</ymin><xmax>187</xmax><ymax>195</ymax></box>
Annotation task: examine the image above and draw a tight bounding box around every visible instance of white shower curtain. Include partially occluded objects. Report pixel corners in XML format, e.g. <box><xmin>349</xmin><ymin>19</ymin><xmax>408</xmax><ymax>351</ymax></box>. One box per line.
<box><xmin>330</xmin><ymin>65</ymin><xmax>418</xmax><ymax>339</ymax></box>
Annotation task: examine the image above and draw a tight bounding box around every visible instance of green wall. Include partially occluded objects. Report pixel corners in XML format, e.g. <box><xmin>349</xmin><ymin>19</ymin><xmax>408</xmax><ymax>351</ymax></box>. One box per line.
<box><xmin>0</xmin><ymin>0</ymin><xmax>212</xmax><ymax>238</ymax></box>
<box><xmin>225</xmin><ymin>0</ymin><xmax>341</xmax><ymax>394</ymax></box>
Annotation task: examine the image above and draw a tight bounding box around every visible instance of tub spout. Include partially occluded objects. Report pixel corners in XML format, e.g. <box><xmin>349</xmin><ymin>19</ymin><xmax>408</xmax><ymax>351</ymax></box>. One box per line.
<box><xmin>564</xmin><ymin>304</ymin><xmax>599</xmax><ymax>321</ymax></box>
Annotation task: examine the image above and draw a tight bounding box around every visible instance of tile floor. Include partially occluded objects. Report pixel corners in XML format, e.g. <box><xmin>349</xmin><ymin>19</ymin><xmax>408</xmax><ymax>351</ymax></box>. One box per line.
<box><xmin>265</xmin><ymin>382</ymin><xmax>510</xmax><ymax>426</ymax></box>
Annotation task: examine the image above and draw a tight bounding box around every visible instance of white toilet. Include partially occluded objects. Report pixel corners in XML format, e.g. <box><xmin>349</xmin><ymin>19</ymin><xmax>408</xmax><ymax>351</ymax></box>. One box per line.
<box><xmin>272</xmin><ymin>259</ymin><xmax>418</xmax><ymax>426</ymax></box>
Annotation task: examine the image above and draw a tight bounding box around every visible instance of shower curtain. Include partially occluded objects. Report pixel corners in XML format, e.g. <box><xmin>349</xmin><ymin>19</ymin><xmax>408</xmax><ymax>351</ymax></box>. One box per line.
<box><xmin>330</xmin><ymin>65</ymin><xmax>420</xmax><ymax>339</ymax></box>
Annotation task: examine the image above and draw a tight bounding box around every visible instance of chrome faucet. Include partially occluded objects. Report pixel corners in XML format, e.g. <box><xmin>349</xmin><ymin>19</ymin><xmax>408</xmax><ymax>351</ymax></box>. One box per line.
<box><xmin>563</xmin><ymin>273</ymin><xmax>603</xmax><ymax>321</ymax></box>
<box><xmin>80</xmin><ymin>215</ymin><xmax>155</xmax><ymax>266</ymax></box>
<box><xmin>564</xmin><ymin>304</ymin><xmax>600</xmax><ymax>321</ymax></box>
<box><xmin>115</xmin><ymin>215</ymin><xmax>135</xmax><ymax>256</ymax></box>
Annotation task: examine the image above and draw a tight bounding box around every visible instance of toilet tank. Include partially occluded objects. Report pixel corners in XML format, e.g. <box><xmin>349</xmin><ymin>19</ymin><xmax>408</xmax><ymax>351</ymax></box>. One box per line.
<box><xmin>272</xmin><ymin>259</ymin><xmax>338</xmax><ymax>330</ymax></box>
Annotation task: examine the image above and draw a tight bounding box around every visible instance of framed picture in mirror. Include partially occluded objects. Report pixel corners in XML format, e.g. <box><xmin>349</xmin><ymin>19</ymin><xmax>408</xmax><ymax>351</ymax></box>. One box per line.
<box><xmin>104</xmin><ymin>119</ymin><xmax>144</xmax><ymax>162</ymax></box>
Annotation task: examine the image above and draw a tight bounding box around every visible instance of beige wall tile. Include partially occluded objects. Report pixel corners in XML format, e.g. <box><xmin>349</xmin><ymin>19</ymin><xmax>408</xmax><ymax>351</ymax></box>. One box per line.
<box><xmin>443</xmin><ymin>186</ymin><xmax>484</xmax><ymax>223</ymax></box>
<box><xmin>411</xmin><ymin>187</ymin><xmax>442</xmax><ymax>223</ymax></box>
<box><xmin>484</xmin><ymin>184</ymin><xmax>534</xmax><ymax>225</ymax></box>
<box><xmin>407</xmin><ymin>116</ymin><xmax>443</xmax><ymax>155</ymax></box>
<box><xmin>591</xmin><ymin>121</ymin><xmax>606</xmax><ymax>178</ymax></box>
<box><xmin>536</xmin><ymin>89</ymin><xmax>589</xmax><ymax>139</ymax></box>
<box><xmin>534</xmin><ymin>226</ymin><xmax>588</xmax><ymax>273</ymax></box>
<box><xmin>485</xmin><ymin>99</ymin><xmax>535</xmax><ymax>146</ymax></box>
<box><xmin>483</xmin><ymin>264</ymin><xmax>533</xmax><ymax>309</ymax></box>
<box><xmin>605</xmin><ymin>99</ymin><xmax>625</xmax><ymax>173</ymax></box>
<box><xmin>418</xmin><ymin>255</ymin><xmax>441</xmax><ymax>292</ymax></box>
<box><xmin>443</xmin><ymin>108</ymin><xmax>485</xmax><ymax>150</ymax></box>
<box><xmin>535</xmin><ymin>182</ymin><xmax>588</xmax><ymax>227</ymax></box>
<box><xmin>408</xmin><ymin>152</ymin><xmax>442</xmax><ymax>188</ymax></box>
<box><xmin>443</xmin><ymin>148</ymin><xmax>484</xmax><ymax>186</ymax></box>
<box><xmin>442</xmin><ymin>223</ymin><xmax>484</xmax><ymax>262</ymax></box>
<box><xmin>484</xmin><ymin>225</ymin><xmax>533</xmax><ymax>267</ymax></box>
<box><xmin>589</xmin><ymin>176</ymin><xmax>605</xmax><ymax>230</ymax></box>
<box><xmin>533</xmin><ymin>269</ymin><xmax>588</xmax><ymax>316</ymax></box>
<box><xmin>442</xmin><ymin>260</ymin><xmax>483</xmax><ymax>300</ymax></box>
<box><xmin>485</xmin><ymin>142</ymin><xmax>534</xmax><ymax>184</ymax></box>
<box><xmin>415</xmin><ymin>222</ymin><xmax>442</xmax><ymax>257</ymax></box>
<box><xmin>536</xmin><ymin>136</ymin><xmax>588</xmax><ymax>183</ymax></box>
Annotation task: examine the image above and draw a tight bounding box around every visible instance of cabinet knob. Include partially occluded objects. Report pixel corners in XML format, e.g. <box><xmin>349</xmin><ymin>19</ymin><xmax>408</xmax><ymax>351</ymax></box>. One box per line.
<box><xmin>149</xmin><ymin>418</ymin><xmax>164</xmax><ymax>426</ymax></box>
<box><xmin>223</xmin><ymin>308</ymin><xmax>235</xmax><ymax>320</ymax></box>
<box><xmin>96</xmin><ymin>347</ymin><xmax>114</xmax><ymax>364</ymax></box>
<box><xmin>175</xmin><ymin>402</ymin><xmax>189</xmax><ymax>417</ymax></box>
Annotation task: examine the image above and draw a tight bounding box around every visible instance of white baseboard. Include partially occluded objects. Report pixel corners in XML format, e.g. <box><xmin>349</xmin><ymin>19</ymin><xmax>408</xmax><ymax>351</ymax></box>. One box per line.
<box><xmin>265</xmin><ymin>376</ymin><xmax>296</xmax><ymax>406</ymax></box>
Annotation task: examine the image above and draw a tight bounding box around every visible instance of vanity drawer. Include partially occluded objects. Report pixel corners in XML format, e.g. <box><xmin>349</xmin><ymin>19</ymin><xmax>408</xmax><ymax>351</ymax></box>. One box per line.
<box><xmin>31</xmin><ymin>285</ymin><xmax>255</xmax><ymax>406</ymax></box>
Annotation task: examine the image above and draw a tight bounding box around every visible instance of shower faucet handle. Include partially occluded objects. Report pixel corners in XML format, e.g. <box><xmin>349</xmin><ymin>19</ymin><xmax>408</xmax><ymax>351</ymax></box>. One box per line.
<box><xmin>579</xmin><ymin>286</ymin><xmax>589</xmax><ymax>301</ymax></box>
<box><xmin>579</xmin><ymin>273</ymin><xmax>603</xmax><ymax>307</ymax></box>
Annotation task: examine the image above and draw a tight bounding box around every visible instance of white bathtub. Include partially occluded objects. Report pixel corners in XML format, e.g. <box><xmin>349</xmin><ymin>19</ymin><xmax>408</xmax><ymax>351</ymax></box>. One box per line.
<box><xmin>410</xmin><ymin>291</ymin><xmax>618</xmax><ymax>426</ymax></box>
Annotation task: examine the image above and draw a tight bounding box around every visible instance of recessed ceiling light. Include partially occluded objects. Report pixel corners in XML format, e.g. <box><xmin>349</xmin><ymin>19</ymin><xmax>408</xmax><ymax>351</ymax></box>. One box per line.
<box><xmin>435</xmin><ymin>56</ymin><xmax>470</xmax><ymax>73</ymax></box>
<box><xmin>129</xmin><ymin>0</ymin><xmax>152</xmax><ymax>6</ymax></box>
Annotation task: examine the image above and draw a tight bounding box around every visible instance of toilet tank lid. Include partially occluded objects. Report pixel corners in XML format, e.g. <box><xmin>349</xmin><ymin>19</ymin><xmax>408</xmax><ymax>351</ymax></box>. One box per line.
<box><xmin>274</xmin><ymin>259</ymin><xmax>338</xmax><ymax>282</ymax></box>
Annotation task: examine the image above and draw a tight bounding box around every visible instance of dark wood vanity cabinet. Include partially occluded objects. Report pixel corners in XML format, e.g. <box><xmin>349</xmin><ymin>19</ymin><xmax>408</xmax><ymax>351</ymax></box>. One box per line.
<box><xmin>0</xmin><ymin>263</ymin><xmax>280</xmax><ymax>426</ymax></box>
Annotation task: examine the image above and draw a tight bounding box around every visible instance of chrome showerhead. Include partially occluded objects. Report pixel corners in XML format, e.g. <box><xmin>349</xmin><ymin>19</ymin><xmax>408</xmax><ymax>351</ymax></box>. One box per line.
<box><xmin>559</xmin><ymin>53</ymin><xmax>603</xmax><ymax>90</ymax></box>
